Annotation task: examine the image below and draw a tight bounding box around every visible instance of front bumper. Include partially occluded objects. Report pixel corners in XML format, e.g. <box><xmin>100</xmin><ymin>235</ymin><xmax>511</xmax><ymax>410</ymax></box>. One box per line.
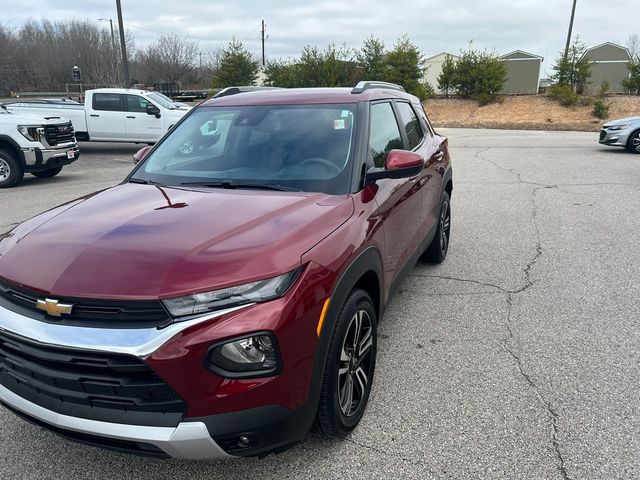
<box><xmin>21</xmin><ymin>142</ymin><xmax>80</xmax><ymax>172</ymax></box>
<box><xmin>0</xmin><ymin>384</ymin><xmax>229</xmax><ymax>459</ymax></box>
<box><xmin>0</xmin><ymin>262</ymin><xmax>330</xmax><ymax>458</ymax></box>
<box><xmin>599</xmin><ymin>128</ymin><xmax>631</xmax><ymax>147</ymax></box>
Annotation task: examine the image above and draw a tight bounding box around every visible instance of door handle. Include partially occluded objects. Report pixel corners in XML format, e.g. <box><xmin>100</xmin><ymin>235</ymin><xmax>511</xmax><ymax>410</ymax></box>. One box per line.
<box><xmin>126</xmin><ymin>115</ymin><xmax>136</xmax><ymax>119</ymax></box>
<box><xmin>89</xmin><ymin>114</ymin><xmax>100</xmax><ymax>117</ymax></box>
<box><xmin>434</xmin><ymin>150</ymin><xmax>444</xmax><ymax>161</ymax></box>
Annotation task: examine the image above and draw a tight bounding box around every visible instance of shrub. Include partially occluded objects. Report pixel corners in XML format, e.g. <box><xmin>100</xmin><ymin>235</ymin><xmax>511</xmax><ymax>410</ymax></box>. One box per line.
<box><xmin>549</xmin><ymin>84</ymin><xmax>579</xmax><ymax>107</ymax></box>
<box><xmin>447</xmin><ymin>45</ymin><xmax>507</xmax><ymax>105</ymax></box>
<box><xmin>622</xmin><ymin>58</ymin><xmax>640</xmax><ymax>94</ymax></box>
<box><xmin>592</xmin><ymin>98</ymin><xmax>610</xmax><ymax>119</ymax></box>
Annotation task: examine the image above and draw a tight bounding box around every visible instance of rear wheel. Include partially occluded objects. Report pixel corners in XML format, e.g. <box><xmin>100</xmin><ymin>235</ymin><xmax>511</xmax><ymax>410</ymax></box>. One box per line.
<box><xmin>627</xmin><ymin>130</ymin><xmax>640</xmax><ymax>154</ymax></box>
<box><xmin>421</xmin><ymin>191</ymin><xmax>451</xmax><ymax>263</ymax></box>
<box><xmin>0</xmin><ymin>149</ymin><xmax>23</xmax><ymax>188</ymax></box>
<box><xmin>316</xmin><ymin>289</ymin><xmax>377</xmax><ymax>437</ymax></box>
<box><xmin>31</xmin><ymin>166</ymin><xmax>63</xmax><ymax>178</ymax></box>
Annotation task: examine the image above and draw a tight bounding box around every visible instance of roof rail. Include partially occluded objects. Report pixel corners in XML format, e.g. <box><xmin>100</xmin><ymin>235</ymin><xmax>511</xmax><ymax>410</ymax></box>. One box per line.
<box><xmin>351</xmin><ymin>81</ymin><xmax>405</xmax><ymax>94</ymax></box>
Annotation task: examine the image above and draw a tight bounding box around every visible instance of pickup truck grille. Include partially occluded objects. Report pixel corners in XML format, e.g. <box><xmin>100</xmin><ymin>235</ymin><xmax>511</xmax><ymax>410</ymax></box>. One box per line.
<box><xmin>0</xmin><ymin>329</ymin><xmax>186</xmax><ymax>427</ymax></box>
<box><xmin>0</xmin><ymin>280</ymin><xmax>171</xmax><ymax>329</ymax></box>
<box><xmin>44</xmin><ymin>122</ymin><xmax>75</xmax><ymax>146</ymax></box>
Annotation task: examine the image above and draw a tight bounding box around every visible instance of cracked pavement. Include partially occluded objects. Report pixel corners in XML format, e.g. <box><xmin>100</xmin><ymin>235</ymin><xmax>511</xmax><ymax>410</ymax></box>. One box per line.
<box><xmin>1</xmin><ymin>131</ymin><xmax>640</xmax><ymax>479</ymax></box>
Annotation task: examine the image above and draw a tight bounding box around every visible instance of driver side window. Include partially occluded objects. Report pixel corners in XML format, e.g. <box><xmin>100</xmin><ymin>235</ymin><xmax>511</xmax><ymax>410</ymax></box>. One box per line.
<box><xmin>369</xmin><ymin>102</ymin><xmax>403</xmax><ymax>168</ymax></box>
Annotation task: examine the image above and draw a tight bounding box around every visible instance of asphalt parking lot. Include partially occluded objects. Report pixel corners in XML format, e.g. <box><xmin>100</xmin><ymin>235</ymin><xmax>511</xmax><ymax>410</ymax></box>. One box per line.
<box><xmin>1</xmin><ymin>129</ymin><xmax>639</xmax><ymax>479</ymax></box>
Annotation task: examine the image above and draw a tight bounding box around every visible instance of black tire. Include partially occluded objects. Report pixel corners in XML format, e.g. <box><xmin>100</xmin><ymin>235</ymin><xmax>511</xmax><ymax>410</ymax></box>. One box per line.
<box><xmin>31</xmin><ymin>166</ymin><xmax>63</xmax><ymax>178</ymax></box>
<box><xmin>421</xmin><ymin>191</ymin><xmax>451</xmax><ymax>264</ymax></box>
<box><xmin>0</xmin><ymin>148</ymin><xmax>24</xmax><ymax>188</ymax></box>
<box><xmin>316</xmin><ymin>289</ymin><xmax>377</xmax><ymax>438</ymax></box>
<box><xmin>627</xmin><ymin>130</ymin><xmax>640</xmax><ymax>154</ymax></box>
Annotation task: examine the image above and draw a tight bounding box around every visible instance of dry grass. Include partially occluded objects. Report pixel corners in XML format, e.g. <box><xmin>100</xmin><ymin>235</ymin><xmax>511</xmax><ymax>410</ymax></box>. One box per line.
<box><xmin>424</xmin><ymin>95</ymin><xmax>640</xmax><ymax>132</ymax></box>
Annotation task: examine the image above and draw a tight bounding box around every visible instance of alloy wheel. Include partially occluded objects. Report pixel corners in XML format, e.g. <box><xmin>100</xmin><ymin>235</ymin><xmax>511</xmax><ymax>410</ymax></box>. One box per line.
<box><xmin>338</xmin><ymin>309</ymin><xmax>374</xmax><ymax>417</ymax></box>
<box><xmin>0</xmin><ymin>158</ymin><xmax>9</xmax><ymax>182</ymax></box>
<box><xmin>439</xmin><ymin>199</ymin><xmax>451</xmax><ymax>254</ymax></box>
<box><xmin>632</xmin><ymin>133</ymin><xmax>640</xmax><ymax>153</ymax></box>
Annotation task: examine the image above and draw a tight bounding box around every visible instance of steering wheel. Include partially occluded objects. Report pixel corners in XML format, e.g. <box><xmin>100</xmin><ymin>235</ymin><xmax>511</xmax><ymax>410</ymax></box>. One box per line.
<box><xmin>298</xmin><ymin>157</ymin><xmax>342</xmax><ymax>175</ymax></box>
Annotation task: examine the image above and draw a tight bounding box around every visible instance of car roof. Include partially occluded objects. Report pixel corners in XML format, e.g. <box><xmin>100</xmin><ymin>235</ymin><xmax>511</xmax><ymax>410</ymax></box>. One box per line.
<box><xmin>201</xmin><ymin>87</ymin><xmax>415</xmax><ymax>107</ymax></box>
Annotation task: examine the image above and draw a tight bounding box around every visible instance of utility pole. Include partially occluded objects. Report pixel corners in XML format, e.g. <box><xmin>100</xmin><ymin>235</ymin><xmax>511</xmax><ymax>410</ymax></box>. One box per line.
<box><xmin>115</xmin><ymin>0</ymin><xmax>130</xmax><ymax>87</ymax></box>
<box><xmin>563</xmin><ymin>0</ymin><xmax>577</xmax><ymax>61</ymax></box>
<box><xmin>199</xmin><ymin>51</ymin><xmax>203</xmax><ymax>88</ymax></box>
<box><xmin>261</xmin><ymin>20</ymin><xmax>266</xmax><ymax>67</ymax></box>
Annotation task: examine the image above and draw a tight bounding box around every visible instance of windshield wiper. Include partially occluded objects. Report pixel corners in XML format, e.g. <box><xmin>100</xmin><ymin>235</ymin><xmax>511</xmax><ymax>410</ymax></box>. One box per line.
<box><xmin>129</xmin><ymin>178</ymin><xmax>166</xmax><ymax>186</ymax></box>
<box><xmin>180</xmin><ymin>180</ymin><xmax>300</xmax><ymax>192</ymax></box>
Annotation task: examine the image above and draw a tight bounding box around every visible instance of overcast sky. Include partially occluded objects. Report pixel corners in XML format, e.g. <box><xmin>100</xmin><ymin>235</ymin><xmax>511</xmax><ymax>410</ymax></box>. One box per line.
<box><xmin>1</xmin><ymin>0</ymin><xmax>638</xmax><ymax>77</ymax></box>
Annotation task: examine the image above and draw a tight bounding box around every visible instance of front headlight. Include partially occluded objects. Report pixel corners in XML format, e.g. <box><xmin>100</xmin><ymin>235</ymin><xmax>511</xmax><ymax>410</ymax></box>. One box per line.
<box><xmin>17</xmin><ymin>125</ymin><xmax>45</xmax><ymax>142</ymax></box>
<box><xmin>162</xmin><ymin>267</ymin><xmax>301</xmax><ymax>317</ymax></box>
<box><xmin>605</xmin><ymin>124</ymin><xmax>630</xmax><ymax>131</ymax></box>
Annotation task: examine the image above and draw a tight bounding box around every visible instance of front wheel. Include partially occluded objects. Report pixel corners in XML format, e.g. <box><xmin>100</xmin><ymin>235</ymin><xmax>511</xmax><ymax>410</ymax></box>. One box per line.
<box><xmin>31</xmin><ymin>166</ymin><xmax>63</xmax><ymax>178</ymax></box>
<box><xmin>316</xmin><ymin>289</ymin><xmax>377</xmax><ymax>437</ymax></box>
<box><xmin>0</xmin><ymin>149</ymin><xmax>23</xmax><ymax>188</ymax></box>
<box><xmin>627</xmin><ymin>130</ymin><xmax>640</xmax><ymax>154</ymax></box>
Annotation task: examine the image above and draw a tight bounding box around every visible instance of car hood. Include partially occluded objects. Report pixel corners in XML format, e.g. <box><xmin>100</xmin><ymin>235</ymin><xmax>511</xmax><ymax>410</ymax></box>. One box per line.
<box><xmin>0</xmin><ymin>183</ymin><xmax>353</xmax><ymax>299</ymax></box>
<box><xmin>604</xmin><ymin>116</ymin><xmax>640</xmax><ymax>126</ymax></box>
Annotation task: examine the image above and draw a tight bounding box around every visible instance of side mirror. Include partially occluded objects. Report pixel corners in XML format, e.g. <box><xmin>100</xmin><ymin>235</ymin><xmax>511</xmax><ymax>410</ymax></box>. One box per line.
<box><xmin>133</xmin><ymin>145</ymin><xmax>152</xmax><ymax>164</ymax></box>
<box><xmin>366</xmin><ymin>150</ymin><xmax>424</xmax><ymax>183</ymax></box>
<box><xmin>146</xmin><ymin>103</ymin><xmax>161</xmax><ymax>118</ymax></box>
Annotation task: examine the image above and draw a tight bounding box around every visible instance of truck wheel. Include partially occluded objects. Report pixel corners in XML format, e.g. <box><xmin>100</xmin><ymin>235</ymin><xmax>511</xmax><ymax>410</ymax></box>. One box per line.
<box><xmin>0</xmin><ymin>149</ymin><xmax>24</xmax><ymax>188</ymax></box>
<box><xmin>31</xmin><ymin>166</ymin><xmax>63</xmax><ymax>178</ymax></box>
<box><xmin>316</xmin><ymin>289</ymin><xmax>377</xmax><ymax>437</ymax></box>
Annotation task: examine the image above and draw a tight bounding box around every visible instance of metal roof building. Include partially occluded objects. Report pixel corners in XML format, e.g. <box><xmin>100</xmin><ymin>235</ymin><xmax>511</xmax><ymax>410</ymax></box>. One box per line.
<box><xmin>499</xmin><ymin>50</ymin><xmax>544</xmax><ymax>94</ymax></box>
<box><xmin>582</xmin><ymin>42</ymin><xmax>631</xmax><ymax>94</ymax></box>
<box><xmin>423</xmin><ymin>52</ymin><xmax>459</xmax><ymax>94</ymax></box>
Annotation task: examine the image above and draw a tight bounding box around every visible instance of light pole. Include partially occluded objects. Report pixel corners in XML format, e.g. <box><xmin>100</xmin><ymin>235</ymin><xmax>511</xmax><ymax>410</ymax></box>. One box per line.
<box><xmin>98</xmin><ymin>18</ymin><xmax>118</xmax><ymax>85</ymax></box>
<box><xmin>563</xmin><ymin>0</ymin><xmax>578</xmax><ymax>61</ymax></box>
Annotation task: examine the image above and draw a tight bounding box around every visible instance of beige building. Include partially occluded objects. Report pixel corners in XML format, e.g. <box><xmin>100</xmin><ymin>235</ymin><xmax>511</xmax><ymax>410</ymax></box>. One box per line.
<box><xmin>423</xmin><ymin>52</ymin><xmax>459</xmax><ymax>93</ymax></box>
<box><xmin>499</xmin><ymin>50</ymin><xmax>544</xmax><ymax>94</ymax></box>
<box><xmin>582</xmin><ymin>42</ymin><xmax>631</xmax><ymax>94</ymax></box>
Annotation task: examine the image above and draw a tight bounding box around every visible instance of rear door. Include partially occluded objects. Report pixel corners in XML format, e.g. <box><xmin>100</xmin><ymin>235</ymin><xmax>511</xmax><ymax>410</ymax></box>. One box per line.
<box><xmin>87</xmin><ymin>93</ymin><xmax>126</xmax><ymax>141</ymax></box>
<box><xmin>125</xmin><ymin>95</ymin><xmax>164</xmax><ymax>142</ymax></box>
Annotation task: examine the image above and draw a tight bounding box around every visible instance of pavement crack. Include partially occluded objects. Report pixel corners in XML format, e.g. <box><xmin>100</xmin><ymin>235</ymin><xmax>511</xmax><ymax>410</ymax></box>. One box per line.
<box><xmin>411</xmin><ymin>273</ymin><xmax>509</xmax><ymax>293</ymax></box>
<box><xmin>501</xmin><ymin>295</ymin><xmax>571</xmax><ymax>480</ymax></box>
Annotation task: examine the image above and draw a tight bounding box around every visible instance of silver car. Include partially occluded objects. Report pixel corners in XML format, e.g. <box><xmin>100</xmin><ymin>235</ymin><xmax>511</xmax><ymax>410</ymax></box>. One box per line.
<box><xmin>599</xmin><ymin>116</ymin><xmax>640</xmax><ymax>153</ymax></box>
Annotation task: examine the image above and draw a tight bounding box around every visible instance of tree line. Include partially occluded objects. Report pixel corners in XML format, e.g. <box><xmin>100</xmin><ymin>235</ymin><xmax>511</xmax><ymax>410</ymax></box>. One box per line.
<box><xmin>0</xmin><ymin>19</ymin><xmax>216</xmax><ymax>96</ymax></box>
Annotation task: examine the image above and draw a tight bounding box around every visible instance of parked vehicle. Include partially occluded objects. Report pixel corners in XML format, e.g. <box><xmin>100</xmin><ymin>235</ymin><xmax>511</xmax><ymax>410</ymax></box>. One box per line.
<box><xmin>0</xmin><ymin>81</ymin><xmax>452</xmax><ymax>459</ymax></box>
<box><xmin>0</xmin><ymin>105</ymin><xmax>79</xmax><ymax>188</ymax></box>
<box><xmin>4</xmin><ymin>88</ymin><xmax>190</xmax><ymax>144</ymax></box>
<box><xmin>599</xmin><ymin>116</ymin><xmax>640</xmax><ymax>153</ymax></box>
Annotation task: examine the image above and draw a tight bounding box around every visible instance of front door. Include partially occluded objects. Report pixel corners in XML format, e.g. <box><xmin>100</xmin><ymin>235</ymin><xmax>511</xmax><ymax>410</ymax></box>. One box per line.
<box><xmin>125</xmin><ymin>95</ymin><xmax>164</xmax><ymax>142</ymax></box>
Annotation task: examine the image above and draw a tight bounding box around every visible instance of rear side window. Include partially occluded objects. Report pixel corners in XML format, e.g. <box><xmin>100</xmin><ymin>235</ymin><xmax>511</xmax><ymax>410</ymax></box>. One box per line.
<box><xmin>126</xmin><ymin>95</ymin><xmax>152</xmax><ymax>113</ymax></box>
<box><xmin>93</xmin><ymin>93</ymin><xmax>125</xmax><ymax>112</ymax></box>
<box><xmin>369</xmin><ymin>102</ymin><xmax>402</xmax><ymax>168</ymax></box>
<box><xmin>396</xmin><ymin>102</ymin><xmax>423</xmax><ymax>150</ymax></box>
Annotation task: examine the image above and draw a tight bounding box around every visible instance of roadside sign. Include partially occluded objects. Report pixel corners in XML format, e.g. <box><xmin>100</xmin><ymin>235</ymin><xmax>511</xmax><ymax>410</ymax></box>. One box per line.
<box><xmin>72</xmin><ymin>65</ymin><xmax>82</xmax><ymax>82</ymax></box>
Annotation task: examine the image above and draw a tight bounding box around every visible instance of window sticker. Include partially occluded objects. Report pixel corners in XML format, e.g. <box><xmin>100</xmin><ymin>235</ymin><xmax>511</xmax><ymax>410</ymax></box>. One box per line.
<box><xmin>341</xmin><ymin>110</ymin><xmax>350</xmax><ymax>118</ymax></box>
<box><xmin>334</xmin><ymin>119</ymin><xmax>346</xmax><ymax>130</ymax></box>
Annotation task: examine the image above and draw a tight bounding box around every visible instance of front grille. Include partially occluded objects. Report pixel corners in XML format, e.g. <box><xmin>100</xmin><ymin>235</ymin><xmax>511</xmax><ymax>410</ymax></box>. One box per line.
<box><xmin>44</xmin><ymin>122</ymin><xmax>75</xmax><ymax>146</ymax></box>
<box><xmin>599</xmin><ymin>129</ymin><xmax>607</xmax><ymax>141</ymax></box>
<box><xmin>0</xmin><ymin>329</ymin><xmax>186</xmax><ymax>427</ymax></box>
<box><xmin>0</xmin><ymin>280</ymin><xmax>171</xmax><ymax>329</ymax></box>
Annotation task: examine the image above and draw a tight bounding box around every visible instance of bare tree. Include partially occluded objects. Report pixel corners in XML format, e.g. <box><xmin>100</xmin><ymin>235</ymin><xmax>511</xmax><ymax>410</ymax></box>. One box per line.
<box><xmin>135</xmin><ymin>34</ymin><xmax>198</xmax><ymax>85</ymax></box>
<box><xmin>627</xmin><ymin>33</ymin><xmax>640</xmax><ymax>59</ymax></box>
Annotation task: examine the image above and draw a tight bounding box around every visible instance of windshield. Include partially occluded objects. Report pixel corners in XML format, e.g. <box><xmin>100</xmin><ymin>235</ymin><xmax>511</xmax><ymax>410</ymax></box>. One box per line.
<box><xmin>131</xmin><ymin>104</ymin><xmax>357</xmax><ymax>194</ymax></box>
<box><xmin>147</xmin><ymin>92</ymin><xmax>176</xmax><ymax>110</ymax></box>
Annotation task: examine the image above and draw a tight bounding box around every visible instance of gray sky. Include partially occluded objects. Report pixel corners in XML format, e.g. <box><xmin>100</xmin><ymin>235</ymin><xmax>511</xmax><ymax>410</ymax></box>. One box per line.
<box><xmin>1</xmin><ymin>0</ymin><xmax>638</xmax><ymax>77</ymax></box>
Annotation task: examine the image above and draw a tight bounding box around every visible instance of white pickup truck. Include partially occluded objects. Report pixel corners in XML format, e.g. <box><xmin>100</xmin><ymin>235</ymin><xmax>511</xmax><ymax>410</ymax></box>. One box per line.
<box><xmin>0</xmin><ymin>106</ymin><xmax>80</xmax><ymax>188</ymax></box>
<box><xmin>4</xmin><ymin>88</ymin><xmax>191</xmax><ymax>144</ymax></box>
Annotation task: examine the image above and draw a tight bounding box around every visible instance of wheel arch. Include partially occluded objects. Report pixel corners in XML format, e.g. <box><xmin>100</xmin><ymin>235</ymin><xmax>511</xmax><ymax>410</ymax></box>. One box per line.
<box><xmin>0</xmin><ymin>136</ymin><xmax>25</xmax><ymax>167</ymax></box>
<box><xmin>307</xmin><ymin>247</ymin><xmax>384</xmax><ymax>414</ymax></box>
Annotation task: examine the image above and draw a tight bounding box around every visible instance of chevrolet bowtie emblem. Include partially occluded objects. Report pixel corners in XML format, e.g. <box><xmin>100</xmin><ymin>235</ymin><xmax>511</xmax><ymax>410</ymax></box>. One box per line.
<box><xmin>36</xmin><ymin>298</ymin><xmax>73</xmax><ymax>317</ymax></box>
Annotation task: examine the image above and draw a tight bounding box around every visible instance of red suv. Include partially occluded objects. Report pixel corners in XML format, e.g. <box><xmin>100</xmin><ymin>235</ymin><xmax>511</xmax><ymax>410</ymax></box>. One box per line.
<box><xmin>0</xmin><ymin>82</ymin><xmax>452</xmax><ymax>459</ymax></box>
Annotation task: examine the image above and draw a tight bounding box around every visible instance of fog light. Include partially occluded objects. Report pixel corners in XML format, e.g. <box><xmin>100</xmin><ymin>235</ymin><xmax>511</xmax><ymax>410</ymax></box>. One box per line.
<box><xmin>207</xmin><ymin>333</ymin><xmax>281</xmax><ymax>377</ymax></box>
